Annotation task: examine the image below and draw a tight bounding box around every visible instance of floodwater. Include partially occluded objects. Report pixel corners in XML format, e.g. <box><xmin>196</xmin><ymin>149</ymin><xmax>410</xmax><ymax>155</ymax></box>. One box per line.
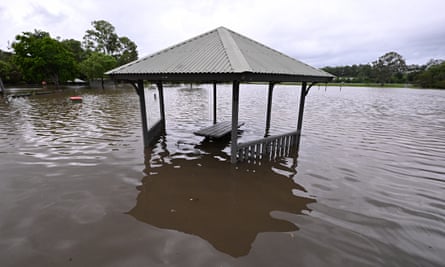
<box><xmin>0</xmin><ymin>84</ymin><xmax>444</xmax><ymax>266</ymax></box>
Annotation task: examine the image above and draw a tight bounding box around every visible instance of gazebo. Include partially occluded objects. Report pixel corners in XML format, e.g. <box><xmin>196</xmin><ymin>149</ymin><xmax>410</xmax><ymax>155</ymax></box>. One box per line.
<box><xmin>106</xmin><ymin>26</ymin><xmax>333</xmax><ymax>163</ymax></box>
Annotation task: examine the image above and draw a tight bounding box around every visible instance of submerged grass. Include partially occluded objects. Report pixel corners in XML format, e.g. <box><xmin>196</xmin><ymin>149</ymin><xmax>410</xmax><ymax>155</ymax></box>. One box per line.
<box><xmin>327</xmin><ymin>82</ymin><xmax>419</xmax><ymax>88</ymax></box>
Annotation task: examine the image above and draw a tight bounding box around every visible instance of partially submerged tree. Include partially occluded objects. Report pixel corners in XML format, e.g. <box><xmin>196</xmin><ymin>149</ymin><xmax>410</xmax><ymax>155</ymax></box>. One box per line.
<box><xmin>372</xmin><ymin>51</ymin><xmax>407</xmax><ymax>86</ymax></box>
<box><xmin>416</xmin><ymin>62</ymin><xmax>445</xmax><ymax>89</ymax></box>
<box><xmin>79</xmin><ymin>52</ymin><xmax>117</xmax><ymax>89</ymax></box>
<box><xmin>12</xmin><ymin>30</ymin><xmax>76</xmax><ymax>87</ymax></box>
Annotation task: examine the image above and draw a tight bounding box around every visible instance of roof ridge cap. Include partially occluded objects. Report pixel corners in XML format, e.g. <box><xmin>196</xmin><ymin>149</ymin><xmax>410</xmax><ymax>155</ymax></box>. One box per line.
<box><xmin>217</xmin><ymin>27</ymin><xmax>252</xmax><ymax>72</ymax></box>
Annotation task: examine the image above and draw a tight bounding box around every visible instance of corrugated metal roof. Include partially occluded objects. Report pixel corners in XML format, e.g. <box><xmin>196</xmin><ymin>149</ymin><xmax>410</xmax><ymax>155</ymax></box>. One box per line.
<box><xmin>106</xmin><ymin>27</ymin><xmax>334</xmax><ymax>82</ymax></box>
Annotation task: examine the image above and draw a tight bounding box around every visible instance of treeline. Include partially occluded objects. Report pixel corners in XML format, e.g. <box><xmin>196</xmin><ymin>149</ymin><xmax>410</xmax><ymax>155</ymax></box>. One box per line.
<box><xmin>0</xmin><ymin>20</ymin><xmax>137</xmax><ymax>88</ymax></box>
<box><xmin>322</xmin><ymin>52</ymin><xmax>445</xmax><ymax>89</ymax></box>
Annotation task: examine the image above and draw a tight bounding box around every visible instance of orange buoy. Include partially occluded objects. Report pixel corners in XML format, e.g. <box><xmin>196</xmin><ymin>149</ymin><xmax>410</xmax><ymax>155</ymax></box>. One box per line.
<box><xmin>70</xmin><ymin>96</ymin><xmax>82</xmax><ymax>103</ymax></box>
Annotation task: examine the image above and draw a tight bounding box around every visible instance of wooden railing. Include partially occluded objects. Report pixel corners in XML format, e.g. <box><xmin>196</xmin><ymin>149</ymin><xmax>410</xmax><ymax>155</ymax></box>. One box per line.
<box><xmin>237</xmin><ymin>131</ymin><xmax>298</xmax><ymax>162</ymax></box>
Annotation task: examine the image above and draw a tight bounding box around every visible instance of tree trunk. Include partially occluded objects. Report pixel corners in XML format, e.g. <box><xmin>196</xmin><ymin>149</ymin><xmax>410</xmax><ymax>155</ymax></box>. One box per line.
<box><xmin>50</xmin><ymin>73</ymin><xmax>60</xmax><ymax>89</ymax></box>
<box><xmin>0</xmin><ymin>77</ymin><xmax>4</xmax><ymax>95</ymax></box>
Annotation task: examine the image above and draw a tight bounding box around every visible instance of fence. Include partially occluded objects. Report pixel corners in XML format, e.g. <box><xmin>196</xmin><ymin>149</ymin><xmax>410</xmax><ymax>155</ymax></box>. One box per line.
<box><xmin>237</xmin><ymin>131</ymin><xmax>299</xmax><ymax>162</ymax></box>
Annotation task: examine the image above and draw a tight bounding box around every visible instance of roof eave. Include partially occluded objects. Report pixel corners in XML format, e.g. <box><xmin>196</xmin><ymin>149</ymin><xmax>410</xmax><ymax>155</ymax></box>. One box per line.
<box><xmin>107</xmin><ymin>72</ymin><xmax>334</xmax><ymax>84</ymax></box>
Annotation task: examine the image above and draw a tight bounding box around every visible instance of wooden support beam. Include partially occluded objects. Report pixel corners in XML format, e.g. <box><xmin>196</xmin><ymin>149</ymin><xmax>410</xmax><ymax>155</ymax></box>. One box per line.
<box><xmin>294</xmin><ymin>82</ymin><xmax>315</xmax><ymax>149</ymax></box>
<box><xmin>265</xmin><ymin>82</ymin><xmax>275</xmax><ymax>137</ymax></box>
<box><xmin>231</xmin><ymin>81</ymin><xmax>240</xmax><ymax>163</ymax></box>
<box><xmin>213</xmin><ymin>82</ymin><xmax>217</xmax><ymax>124</ymax></box>
<box><xmin>136</xmin><ymin>80</ymin><xmax>150</xmax><ymax>147</ymax></box>
<box><xmin>156</xmin><ymin>82</ymin><xmax>166</xmax><ymax>130</ymax></box>
<box><xmin>296</xmin><ymin>82</ymin><xmax>307</xmax><ymax>135</ymax></box>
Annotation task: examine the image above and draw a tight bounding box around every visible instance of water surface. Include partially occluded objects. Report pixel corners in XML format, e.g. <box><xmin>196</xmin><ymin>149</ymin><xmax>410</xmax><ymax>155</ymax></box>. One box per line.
<box><xmin>0</xmin><ymin>85</ymin><xmax>444</xmax><ymax>266</ymax></box>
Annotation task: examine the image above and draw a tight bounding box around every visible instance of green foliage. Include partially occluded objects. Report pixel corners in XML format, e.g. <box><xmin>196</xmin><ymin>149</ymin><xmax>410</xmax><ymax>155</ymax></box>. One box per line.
<box><xmin>61</xmin><ymin>39</ymin><xmax>88</xmax><ymax>80</ymax></box>
<box><xmin>0</xmin><ymin>51</ymin><xmax>22</xmax><ymax>83</ymax></box>
<box><xmin>415</xmin><ymin>62</ymin><xmax>445</xmax><ymax>89</ymax></box>
<box><xmin>323</xmin><ymin>52</ymin><xmax>445</xmax><ymax>89</ymax></box>
<box><xmin>83</xmin><ymin>20</ymin><xmax>138</xmax><ymax>66</ymax></box>
<box><xmin>0</xmin><ymin>60</ymin><xmax>11</xmax><ymax>79</ymax></box>
<box><xmin>372</xmin><ymin>51</ymin><xmax>407</xmax><ymax>86</ymax></box>
<box><xmin>0</xmin><ymin>60</ymin><xmax>20</xmax><ymax>83</ymax></box>
<box><xmin>62</xmin><ymin>39</ymin><xmax>87</xmax><ymax>63</ymax></box>
<box><xmin>12</xmin><ymin>30</ymin><xmax>76</xmax><ymax>86</ymax></box>
<box><xmin>116</xmin><ymin>36</ymin><xmax>138</xmax><ymax>65</ymax></box>
<box><xmin>0</xmin><ymin>50</ymin><xmax>12</xmax><ymax>61</ymax></box>
<box><xmin>79</xmin><ymin>52</ymin><xmax>117</xmax><ymax>81</ymax></box>
<box><xmin>322</xmin><ymin>64</ymin><xmax>375</xmax><ymax>83</ymax></box>
<box><xmin>83</xmin><ymin>20</ymin><xmax>120</xmax><ymax>55</ymax></box>
<box><xmin>4</xmin><ymin>20</ymin><xmax>139</xmax><ymax>85</ymax></box>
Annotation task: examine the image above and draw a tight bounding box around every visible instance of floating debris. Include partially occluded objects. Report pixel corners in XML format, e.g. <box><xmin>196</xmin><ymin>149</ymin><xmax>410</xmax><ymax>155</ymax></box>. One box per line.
<box><xmin>70</xmin><ymin>96</ymin><xmax>83</xmax><ymax>103</ymax></box>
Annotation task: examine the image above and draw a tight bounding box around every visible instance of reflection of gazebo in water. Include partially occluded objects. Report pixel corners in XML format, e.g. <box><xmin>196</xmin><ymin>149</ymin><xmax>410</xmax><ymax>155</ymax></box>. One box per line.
<box><xmin>127</xmin><ymin>138</ymin><xmax>316</xmax><ymax>257</ymax></box>
<box><xmin>106</xmin><ymin>27</ymin><xmax>333</xmax><ymax>163</ymax></box>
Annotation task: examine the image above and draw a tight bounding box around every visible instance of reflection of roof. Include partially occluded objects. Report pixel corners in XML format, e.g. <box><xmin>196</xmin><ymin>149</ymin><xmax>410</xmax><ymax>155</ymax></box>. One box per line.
<box><xmin>107</xmin><ymin>26</ymin><xmax>334</xmax><ymax>83</ymax></box>
<box><xmin>127</xmin><ymin>141</ymin><xmax>315</xmax><ymax>257</ymax></box>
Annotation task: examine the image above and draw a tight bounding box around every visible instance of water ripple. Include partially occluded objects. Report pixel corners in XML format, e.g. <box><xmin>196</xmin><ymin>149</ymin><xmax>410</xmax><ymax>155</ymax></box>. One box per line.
<box><xmin>1</xmin><ymin>86</ymin><xmax>444</xmax><ymax>265</ymax></box>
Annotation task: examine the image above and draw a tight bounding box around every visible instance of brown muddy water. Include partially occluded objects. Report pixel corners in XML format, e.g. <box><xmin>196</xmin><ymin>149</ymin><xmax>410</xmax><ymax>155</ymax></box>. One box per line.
<box><xmin>0</xmin><ymin>84</ymin><xmax>444</xmax><ymax>266</ymax></box>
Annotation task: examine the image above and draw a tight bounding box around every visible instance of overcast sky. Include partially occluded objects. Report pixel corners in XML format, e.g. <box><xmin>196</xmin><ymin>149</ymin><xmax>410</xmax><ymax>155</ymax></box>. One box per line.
<box><xmin>1</xmin><ymin>0</ymin><xmax>444</xmax><ymax>67</ymax></box>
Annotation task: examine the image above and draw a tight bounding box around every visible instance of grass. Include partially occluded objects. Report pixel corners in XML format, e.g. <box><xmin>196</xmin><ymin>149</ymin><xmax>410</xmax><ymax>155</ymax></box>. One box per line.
<box><xmin>326</xmin><ymin>82</ymin><xmax>419</xmax><ymax>88</ymax></box>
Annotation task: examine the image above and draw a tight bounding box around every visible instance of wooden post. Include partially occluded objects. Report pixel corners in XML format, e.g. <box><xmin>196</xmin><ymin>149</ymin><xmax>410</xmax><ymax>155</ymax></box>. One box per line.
<box><xmin>136</xmin><ymin>80</ymin><xmax>149</xmax><ymax>147</ymax></box>
<box><xmin>297</xmin><ymin>82</ymin><xmax>308</xmax><ymax>133</ymax></box>
<box><xmin>231</xmin><ymin>81</ymin><xmax>240</xmax><ymax>164</ymax></box>
<box><xmin>213</xmin><ymin>82</ymin><xmax>217</xmax><ymax>124</ymax></box>
<box><xmin>295</xmin><ymin>82</ymin><xmax>308</xmax><ymax>149</ymax></box>
<box><xmin>156</xmin><ymin>82</ymin><xmax>166</xmax><ymax>130</ymax></box>
<box><xmin>265</xmin><ymin>82</ymin><xmax>275</xmax><ymax>136</ymax></box>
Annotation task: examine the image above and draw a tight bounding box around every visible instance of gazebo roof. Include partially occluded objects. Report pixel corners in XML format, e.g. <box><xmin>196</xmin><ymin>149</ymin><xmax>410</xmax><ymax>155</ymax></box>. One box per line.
<box><xmin>106</xmin><ymin>27</ymin><xmax>334</xmax><ymax>83</ymax></box>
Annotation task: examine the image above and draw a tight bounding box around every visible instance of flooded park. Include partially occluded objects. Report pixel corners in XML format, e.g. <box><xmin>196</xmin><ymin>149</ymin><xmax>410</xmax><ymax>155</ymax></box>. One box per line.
<box><xmin>0</xmin><ymin>84</ymin><xmax>444</xmax><ymax>266</ymax></box>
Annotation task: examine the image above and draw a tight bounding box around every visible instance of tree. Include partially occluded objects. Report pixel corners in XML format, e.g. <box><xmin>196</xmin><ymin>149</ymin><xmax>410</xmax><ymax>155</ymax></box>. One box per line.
<box><xmin>0</xmin><ymin>50</ymin><xmax>22</xmax><ymax>83</ymax></box>
<box><xmin>12</xmin><ymin>30</ymin><xmax>76</xmax><ymax>87</ymax></box>
<box><xmin>416</xmin><ymin>62</ymin><xmax>445</xmax><ymax>89</ymax></box>
<box><xmin>61</xmin><ymin>39</ymin><xmax>88</xmax><ymax>80</ymax></box>
<box><xmin>0</xmin><ymin>60</ymin><xmax>11</xmax><ymax>80</ymax></box>
<box><xmin>79</xmin><ymin>52</ymin><xmax>117</xmax><ymax>89</ymax></box>
<box><xmin>83</xmin><ymin>20</ymin><xmax>120</xmax><ymax>55</ymax></box>
<box><xmin>425</xmin><ymin>59</ymin><xmax>444</xmax><ymax>69</ymax></box>
<box><xmin>372</xmin><ymin>51</ymin><xmax>407</xmax><ymax>86</ymax></box>
<box><xmin>116</xmin><ymin>36</ymin><xmax>138</xmax><ymax>65</ymax></box>
<box><xmin>322</xmin><ymin>64</ymin><xmax>375</xmax><ymax>83</ymax></box>
<box><xmin>62</xmin><ymin>39</ymin><xmax>87</xmax><ymax>63</ymax></box>
<box><xmin>356</xmin><ymin>64</ymin><xmax>374</xmax><ymax>83</ymax></box>
<box><xmin>82</xmin><ymin>20</ymin><xmax>138</xmax><ymax>65</ymax></box>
